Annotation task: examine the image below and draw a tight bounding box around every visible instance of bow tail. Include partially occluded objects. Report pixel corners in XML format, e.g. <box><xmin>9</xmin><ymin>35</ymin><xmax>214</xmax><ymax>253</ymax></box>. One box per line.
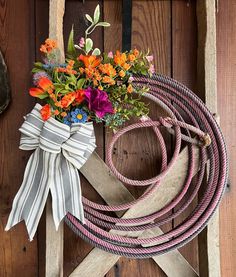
<box><xmin>5</xmin><ymin>148</ymin><xmax>52</xmax><ymax>241</ymax></box>
<box><xmin>50</xmin><ymin>153</ymin><xmax>85</xmax><ymax>230</ymax></box>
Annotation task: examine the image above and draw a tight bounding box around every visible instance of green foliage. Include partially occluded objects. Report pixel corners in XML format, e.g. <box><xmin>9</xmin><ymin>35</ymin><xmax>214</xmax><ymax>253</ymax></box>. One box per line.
<box><xmin>67</xmin><ymin>26</ymin><xmax>77</xmax><ymax>59</ymax></box>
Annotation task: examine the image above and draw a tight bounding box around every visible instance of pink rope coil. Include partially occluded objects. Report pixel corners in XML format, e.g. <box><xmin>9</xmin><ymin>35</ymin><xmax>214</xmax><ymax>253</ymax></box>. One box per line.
<box><xmin>65</xmin><ymin>74</ymin><xmax>228</xmax><ymax>258</ymax></box>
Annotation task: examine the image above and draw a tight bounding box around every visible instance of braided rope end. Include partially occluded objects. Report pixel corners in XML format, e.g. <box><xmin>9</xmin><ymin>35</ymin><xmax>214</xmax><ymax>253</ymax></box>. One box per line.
<box><xmin>202</xmin><ymin>133</ymin><xmax>212</xmax><ymax>147</ymax></box>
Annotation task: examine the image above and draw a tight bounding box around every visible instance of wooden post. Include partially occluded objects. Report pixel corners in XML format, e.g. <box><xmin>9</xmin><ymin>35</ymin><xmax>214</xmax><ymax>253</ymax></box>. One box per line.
<box><xmin>45</xmin><ymin>1</ymin><xmax>65</xmax><ymax>276</ymax></box>
<box><xmin>197</xmin><ymin>1</ymin><xmax>220</xmax><ymax>277</ymax></box>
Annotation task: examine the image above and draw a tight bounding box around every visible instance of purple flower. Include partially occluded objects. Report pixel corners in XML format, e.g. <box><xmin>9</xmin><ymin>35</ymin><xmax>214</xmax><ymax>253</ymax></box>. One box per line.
<box><xmin>146</xmin><ymin>55</ymin><xmax>154</xmax><ymax>62</ymax></box>
<box><xmin>79</xmin><ymin>37</ymin><xmax>85</xmax><ymax>48</ymax></box>
<box><xmin>85</xmin><ymin>87</ymin><xmax>114</xmax><ymax>118</ymax></box>
<box><xmin>128</xmin><ymin>76</ymin><xmax>134</xmax><ymax>83</ymax></box>
<box><xmin>148</xmin><ymin>64</ymin><xmax>155</xmax><ymax>74</ymax></box>
<box><xmin>33</xmin><ymin>71</ymin><xmax>51</xmax><ymax>86</ymax></box>
<box><xmin>108</xmin><ymin>51</ymin><xmax>113</xmax><ymax>58</ymax></box>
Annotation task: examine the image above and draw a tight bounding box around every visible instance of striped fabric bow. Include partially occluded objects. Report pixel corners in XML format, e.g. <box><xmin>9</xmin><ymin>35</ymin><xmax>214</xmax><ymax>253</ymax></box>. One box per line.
<box><xmin>5</xmin><ymin>103</ymin><xmax>96</xmax><ymax>240</ymax></box>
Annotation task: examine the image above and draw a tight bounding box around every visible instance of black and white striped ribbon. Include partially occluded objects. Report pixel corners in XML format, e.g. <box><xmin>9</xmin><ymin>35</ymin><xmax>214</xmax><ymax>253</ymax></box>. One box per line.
<box><xmin>5</xmin><ymin>103</ymin><xmax>96</xmax><ymax>241</ymax></box>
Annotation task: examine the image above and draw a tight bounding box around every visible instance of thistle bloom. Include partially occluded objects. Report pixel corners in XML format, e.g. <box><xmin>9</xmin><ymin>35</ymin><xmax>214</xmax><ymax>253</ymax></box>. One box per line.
<box><xmin>40</xmin><ymin>104</ymin><xmax>51</xmax><ymax>121</ymax></box>
<box><xmin>85</xmin><ymin>87</ymin><xmax>113</xmax><ymax>118</ymax></box>
<box><xmin>33</xmin><ymin>71</ymin><xmax>51</xmax><ymax>86</ymax></box>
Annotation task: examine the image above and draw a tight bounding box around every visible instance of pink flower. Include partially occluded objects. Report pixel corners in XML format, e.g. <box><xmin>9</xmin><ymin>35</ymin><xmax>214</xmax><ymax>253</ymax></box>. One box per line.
<box><xmin>108</xmin><ymin>51</ymin><xmax>113</xmax><ymax>58</ymax></box>
<box><xmin>128</xmin><ymin>76</ymin><xmax>134</xmax><ymax>83</ymax></box>
<box><xmin>146</xmin><ymin>55</ymin><xmax>154</xmax><ymax>62</ymax></box>
<box><xmin>79</xmin><ymin>37</ymin><xmax>85</xmax><ymax>48</ymax></box>
<box><xmin>148</xmin><ymin>64</ymin><xmax>155</xmax><ymax>74</ymax></box>
<box><xmin>85</xmin><ymin>87</ymin><xmax>114</xmax><ymax>118</ymax></box>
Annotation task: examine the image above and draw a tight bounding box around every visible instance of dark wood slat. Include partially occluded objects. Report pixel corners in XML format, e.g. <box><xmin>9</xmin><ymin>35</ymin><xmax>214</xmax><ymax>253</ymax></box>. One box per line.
<box><xmin>172</xmin><ymin>0</ymin><xmax>199</xmax><ymax>273</ymax></box>
<box><xmin>217</xmin><ymin>0</ymin><xmax>236</xmax><ymax>276</ymax></box>
<box><xmin>106</xmin><ymin>0</ymin><xmax>171</xmax><ymax>276</ymax></box>
<box><xmin>62</xmin><ymin>1</ymin><xmax>105</xmax><ymax>276</ymax></box>
<box><xmin>35</xmin><ymin>1</ymin><xmax>49</xmax><ymax>276</ymax></box>
<box><xmin>0</xmin><ymin>0</ymin><xmax>38</xmax><ymax>276</ymax></box>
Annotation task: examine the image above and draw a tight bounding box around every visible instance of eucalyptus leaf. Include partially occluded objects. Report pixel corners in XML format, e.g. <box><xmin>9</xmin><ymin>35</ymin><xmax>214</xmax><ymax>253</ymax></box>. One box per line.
<box><xmin>74</xmin><ymin>44</ymin><xmax>81</xmax><ymax>50</ymax></box>
<box><xmin>85</xmin><ymin>38</ymin><xmax>93</xmax><ymax>53</ymax></box>
<box><xmin>96</xmin><ymin>22</ymin><xmax>110</xmax><ymax>27</ymax></box>
<box><xmin>77</xmin><ymin>78</ymin><xmax>86</xmax><ymax>89</ymax></box>
<box><xmin>67</xmin><ymin>26</ymin><xmax>77</xmax><ymax>58</ymax></box>
<box><xmin>92</xmin><ymin>48</ymin><xmax>101</xmax><ymax>56</ymax></box>
<box><xmin>93</xmin><ymin>4</ymin><xmax>100</xmax><ymax>24</ymax></box>
<box><xmin>34</xmin><ymin>62</ymin><xmax>43</xmax><ymax>68</ymax></box>
<box><xmin>32</xmin><ymin>68</ymin><xmax>43</xmax><ymax>73</ymax></box>
<box><xmin>37</xmin><ymin>94</ymin><xmax>48</xmax><ymax>100</ymax></box>
<box><xmin>85</xmin><ymin>14</ymin><xmax>93</xmax><ymax>23</ymax></box>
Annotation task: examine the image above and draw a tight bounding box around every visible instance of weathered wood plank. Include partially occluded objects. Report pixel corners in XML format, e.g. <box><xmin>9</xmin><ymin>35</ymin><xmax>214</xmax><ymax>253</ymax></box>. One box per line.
<box><xmin>196</xmin><ymin>1</ymin><xmax>220</xmax><ymax>277</ymax></box>
<box><xmin>172</xmin><ymin>0</ymin><xmax>199</xmax><ymax>272</ymax></box>
<box><xmin>45</xmin><ymin>0</ymin><xmax>65</xmax><ymax>276</ymax></box>
<box><xmin>70</xmin><ymin>145</ymin><xmax>200</xmax><ymax>277</ymax></box>
<box><xmin>70</xmin><ymin>1</ymin><xmax>200</xmax><ymax>276</ymax></box>
<box><xmin>104</xmin><ymin>1</ymin><xmax>172</xmax><ymax>276</ymax></box>
<box><xmin>0</xmin><ymin>0</ymin><xmax>38</xmax><ymax>276</ymax></box>
<box><xmin>62</xmin><ymin>1</ymin><xmax>105</xmax><ymax>275</ymax></box>
<box><xmin>35</xmin><ymin>1</ymin><xmax>49</xmax><ymax>276</ymax></box>
<box><xmin>217</xmin><ymin>1</ymin><xmax>236</xmax><ymax>276</ymax></box>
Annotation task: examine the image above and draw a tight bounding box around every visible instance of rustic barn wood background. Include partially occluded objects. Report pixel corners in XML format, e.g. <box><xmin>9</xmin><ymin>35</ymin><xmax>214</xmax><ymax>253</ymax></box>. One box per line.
<box><xmin>0</xmin><ymin>0</ymin><xmax>235</xmax><ymax>276</ymax></box>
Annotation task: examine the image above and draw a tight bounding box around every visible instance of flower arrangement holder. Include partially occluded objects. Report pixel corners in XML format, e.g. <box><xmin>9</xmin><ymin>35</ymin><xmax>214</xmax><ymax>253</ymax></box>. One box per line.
<box><xmin>41</xmin><ymin>0</ymin><xmax>219</xmax><ymax>276</ymax></box>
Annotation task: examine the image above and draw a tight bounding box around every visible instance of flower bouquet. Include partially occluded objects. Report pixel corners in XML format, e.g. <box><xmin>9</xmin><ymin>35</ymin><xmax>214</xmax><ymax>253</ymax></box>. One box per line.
<box><xmin>5</xmin><ymin>5</ymin><xmax>154</xmax><ymax>240</ymax></box>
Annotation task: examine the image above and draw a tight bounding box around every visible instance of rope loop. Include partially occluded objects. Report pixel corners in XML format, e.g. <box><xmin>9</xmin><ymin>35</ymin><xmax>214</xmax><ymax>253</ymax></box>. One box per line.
<box><xmin>65</xmin><ymin>74</ymin><xmax>228</xmax><ymax>258</ymax></box>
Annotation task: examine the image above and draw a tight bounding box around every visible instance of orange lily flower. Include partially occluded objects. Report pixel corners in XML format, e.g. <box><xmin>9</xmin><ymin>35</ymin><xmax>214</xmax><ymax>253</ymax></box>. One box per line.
<box><xmin>29</xmin><ymin>88</ymin><xmax>46</xmax><ymax>98</ymax></box>
<box><xmin>79</xmin><ymin>54</ymin><xmax>101</xmax><ymax>68</ymax></box>
<box><xmin>75</xmin><ymin>89</ymin><xmax>85</xmax><ymax>104</ymax></box>
<box><xmin>38</xmin><ymin>77</ymin><xmax>54</xmax><ymax>93</ymax></box>
<box><xmin>29</xmin><ymin>77</ymin><xmax>54</xmax><ymax>99</ymax></box>
<box><xmin>40</xmin><ymin>104</ymin><xmax>51</xmax><ymax>121</ymax></box>
<box><xmin>114</xmin><ymin>51</ymin><xmax>127</xmax><ymax>66</ymax></box>
<box><xmin>61</xmin><ymin>92</ymin><xmax>76</xmax><ymax>108</ymax></box>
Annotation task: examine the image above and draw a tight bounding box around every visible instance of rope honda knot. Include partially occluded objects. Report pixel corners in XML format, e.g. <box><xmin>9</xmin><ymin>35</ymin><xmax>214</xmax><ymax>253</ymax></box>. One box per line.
<box><xmin>201</xmin><ymin>133</ymin><xmax>212</xmax><ymax>147</ymax></box>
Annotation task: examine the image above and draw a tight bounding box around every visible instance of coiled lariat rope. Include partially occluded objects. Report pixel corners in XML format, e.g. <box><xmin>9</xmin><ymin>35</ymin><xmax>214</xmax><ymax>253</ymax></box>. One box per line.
<box><xmin>65</xmin><ymin>74</ymin><xmax>228</xmax><ymax>258</ymax></box>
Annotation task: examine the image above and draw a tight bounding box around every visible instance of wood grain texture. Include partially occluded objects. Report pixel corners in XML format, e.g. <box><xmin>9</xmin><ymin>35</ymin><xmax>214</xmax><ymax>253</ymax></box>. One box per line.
<box><xmin>217</xmin><ymin>0</ymin><xmax>236</xmax><ymax>276</ymax></box>
<box><xmin>70</xmin><ymin>146</ymin><xmax>200</xmax><ymax>277</ymax></box>
<box><xmin>0</xmin><ymin>0</ymin><xmax>37</xmax><ymax>276</ymax></box>
<box><xmin>196</xmin><ymin>1</ymin><xmax>220</xmax><ymax>277</ymax></box>
<box><xmin>105</xmin><ymin>1</ymin><xmax>170</xmax><ymax>276</ymax></box>
<box><xmin>62</xmin><ymin>1</ymin><xmax>105</xmax><ymax>276</ymax></box>
<box><xmin>35</xmin><ymin>2</ymin><xmax>49</xmax><ymax>276</ymax></box>
<box><xmin>172</xmin><ymin>0</ymin><xmax>199</xmax><ymax>273</ymax></box>
<box><xmin>46</xmin><ymin>1</ymin><xmax>65</xmax><ymax>276</ymax></box>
